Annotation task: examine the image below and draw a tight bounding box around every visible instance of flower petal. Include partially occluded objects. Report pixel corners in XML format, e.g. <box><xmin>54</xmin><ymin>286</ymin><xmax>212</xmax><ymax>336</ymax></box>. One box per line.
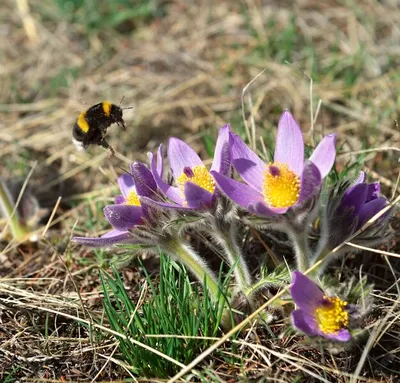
<box><xmin>168</xmin><ymin>138</ymin><xmax>203</xmax><ymax>180</ymax></box>
<box><xmin>248</xmin><ymin>201</ymin><xmax>288</xmax><ymax>217</ymax></box>
<box><xmin>353</xmin><ymin>171</ymin><xmax>366</xmax><ymax>185</ymax></box>
<box><xmin>210</xmin><ymin>124</ymin><xmax>231</xmax><ymax>176</ymax></box>
<box><xmin>73</xmin><ymin>229</ymin><xmax>132</xmax><ymax>247</ymax></box>
<box><xmin>140</xmin><ymin>196</ymin><xmax>198</xmax><ymax>212</ymax></box>
<box><xmin>291</xmin><ymin>309</ymin><xmax>319</xmax><ymax>336</ymax></box>
<box><xmin>290</xmin><ymin>271</ymin><xmax>324</xmax><ymax>313</ymax></box>
<box><xmin>156</xmin><ymin>144</ymin><xmax>164</xmax><ymax>176</ymax></box>
<box><xmin>366</xmin><ymin>182</ymin><xmax>380</xmax><ymax>202</ymax></box>
<box><xmin>130</xmin><ymin>162</ymin><xmax>158</xmax><ymax>198</ymax></box>
<box><xmin>309</xmin><ymin>133</ymin><xmax>336</xmax><ymax>178</ymax></box>
<box><xmin>231</xmin><ymin>133</ymin><xmax>265</xmax><ymax>190</ymax></box>
<box><xmin>322</xmin><ymin>328</ymin><xmax>351</xmax><ymax>342</ymax></box>
<box><xmin>274</xmin><ymin>111</ymin><xmax>304</xmax><ymax>175</ymax></box>
<box><xmin>184</xmin><ymin>181</ymin><xmax>213</xmax><ymax>209</ymax></box>
<box><xmin>118</xmin><ymin>174</ymin><xmax>136</xmax><ymax>198</ymax></box>
<box><xmin>342</xmin><ymin>183</ymin><xmax>368</xmax><ymax>215</ymax></box>
<box><xmin>114</xmin><ymin>195</ymin><xmax>125</xmax><ymax>204</ymax></box>
<box><xmin>297</xmin><ymin>161</ymin><xmax>322</xmax><ymax>205</ymax></box>
<box><xmin>104</xmin><ymin>204</ymin><xmax>143</xmax><ymax>231</ymax></box>
<box><xmin>358</xmin><ymin>197</ymin><xmax>388</xmax><ymax>228</ymax></box>
<box><xmin>149</xmin><ymin>149</ymin><xmax>184</xmax><ymax>204</ymax></box>
<box><xmin>211</xmin><ymin>171</ymin><xmax>263</xmax><ymax>208</ymax></box>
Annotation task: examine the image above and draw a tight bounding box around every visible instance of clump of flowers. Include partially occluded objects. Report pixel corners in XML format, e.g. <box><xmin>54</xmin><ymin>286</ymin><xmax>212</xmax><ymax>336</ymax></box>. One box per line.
<box><xmin>72</xmin><ymin>109</ymin><xmax>395</xmax><ymax>340</ymax></box>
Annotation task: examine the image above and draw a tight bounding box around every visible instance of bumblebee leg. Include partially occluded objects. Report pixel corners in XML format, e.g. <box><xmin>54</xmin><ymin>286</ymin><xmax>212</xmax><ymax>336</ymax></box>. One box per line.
<box><xmin>99</xmin><ymin>139</ymin><xmax>115</xmax><ymax>157</ymax></box>
<box><xmin>117</xmin><ymin>120</ymin><xmax>127</xmax><ymax>130</ymax></box>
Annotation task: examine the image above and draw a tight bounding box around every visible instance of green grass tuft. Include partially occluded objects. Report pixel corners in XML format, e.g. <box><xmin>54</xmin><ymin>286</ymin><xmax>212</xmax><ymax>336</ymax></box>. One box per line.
<box><xmin>101</xmin><ymin>255</ymin><xmax>231</xmax><ymax>378</ymax></box>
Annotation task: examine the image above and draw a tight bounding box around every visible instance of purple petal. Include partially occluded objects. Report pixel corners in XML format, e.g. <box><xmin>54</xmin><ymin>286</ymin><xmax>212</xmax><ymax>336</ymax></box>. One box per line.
<box><xmin>149</xmin><ymin>150</ymin><xmax>184</xmax><ymax>205</ymax></box>
<box><xmin>309</xmin><ymin>134</ymin><xmax>336</xmax><ymax>178</ymax></box>
<box><xmin>322</xmin><ymin>328</ymin><xmax>351</xmax><ymax>342</ymax></box>
<box><xmin>211</xmin><ymin>171</ymin><xmax>263</xmax><ymax>208</ymax></box>
<box><xmin>104</xmin><ymin>204</ymin><xmax>143</xmax><ymax>231</ymax></box>
<box><xmin>72</xmin><ymin>229</ymin><xmax>132</xmax><ymax>247</ymax></box>
<box><xmin>210</xmin><ymin>124</ymin><xmax>231</xmax><ymax>176</ymax></box>
<box><xmin>114</xmin><ymin>195</ymin><xmax>125</xmax><ymax>204</ymax></box>
<box><xmin>366</xmin><ymin>182</ymin><xmax>380</xmax><ymax>202</ymax></box>
<box><xmin>130</xmin><ymin>162</ymin><xmax>158</xmax><ymax>198</ymax></box>
<box><xmin>297</xmin><ymin>161</ymin><xmax>322</xmax><ymax>205</ymax></box>
<box><xmin>156</xmin><ymin>144</ymin><xmax>164</xmax><ymax>176</ymax></box>
<box><xmin>140</xmin><ymin>196</ymin><xmax>198</xmax><ymax>212</ymax></box>
<box><xmin>168</xmin><ymin>138</ymin><xmax>203</xmax><ymax>180</ymax></box>
<box><xmin>358</xmin><ymin>197</ymin><xmax>388</xmax><ymax>228</ymax></box>
<box><xmin>274</xmin><ymin>111</ymin><xmax>304</xmax><ymax>175</ymax></box>
<box><xmin>291</xmin><ymin>309</ymin><xmax>318</xmax><ymax>336</ymax></box>
<box><xmin>248</xmin><ymin>201</ymin><xmax>288</xmax><ymax>216</ymax></box>
<box><xmin>342</xmin><ymin>183</ymin><xmax>368</xmax><ymax>215</ymax></box>
<box><xmin>118</xmin><ymin>174</ymin><xmax>136</xmax><ymax>198</ymax></box>
<box><xmin>290</xmin><ymin>271</ymin><xmax>324</xmax><ymax>313</ymax></box>
<box><xmin>231</xmin><ymin>132</ymin><xmax>265</xmax><ymax>191</ymax></box>
<box><xmin>184</xmin><ymin>181</ymin><xmax>213</xmax><ymax>209</ymax></box>
<box><xmin>353</xmin><ymin>171</ymin><xmax>366</xmax><ymax>185</ymax></box>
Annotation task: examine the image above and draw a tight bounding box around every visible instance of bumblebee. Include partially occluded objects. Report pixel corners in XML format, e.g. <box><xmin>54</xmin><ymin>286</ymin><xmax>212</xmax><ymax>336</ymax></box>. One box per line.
<box><xmin>72</xmin><ymin>101</ymin><xmax>129</xmax><ymax>156</ymax></box>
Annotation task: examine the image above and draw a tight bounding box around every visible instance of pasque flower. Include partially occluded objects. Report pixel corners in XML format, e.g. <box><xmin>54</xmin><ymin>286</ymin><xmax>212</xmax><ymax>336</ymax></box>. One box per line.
<box><xmin>325</xmin><ymin>172</ymin><xmax>389</xmax><ymax>250</ymax></box>
<box><xmin>149</xmin><ymin>124</ymin><xmax>231</xmax><ymax>210</ymax></box>
<box><xmin>73</xmin><ymin>162</ymin><xmax>158</xmax><ymax>247</ymax></box>
<box><xmin>212</xmin><ymin>111</ymin><xmax>336</xmax><ymax>217</ymax></box>
<box><xmin>73</xmin><ymin>162</ymin><xmax>222</xmax><ymax>303</ymax></box>
<box><xmin>290</xmin><ymin>271</ymin><xmax>351</xmax><ymax>342</ymax></box>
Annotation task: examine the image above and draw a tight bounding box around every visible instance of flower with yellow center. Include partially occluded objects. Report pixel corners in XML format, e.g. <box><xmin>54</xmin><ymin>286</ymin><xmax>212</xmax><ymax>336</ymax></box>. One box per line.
<box><xmin>212</xmin><ymin>111</ymin><xmax>337</xmax><ymax>218</ymax></box>
<box><xmin>315</xmin><ymin>296</ymin><xmax>349</xmax><ymax>335</ymax></box>
<box><xmin>290</xmin><ymin>271</ymin><xmax>352</xmax><ymax>342</ymax></box>
<box><xmin>176</xmin><ymin>166</ymin><xmax>215</xmax><ymax>198</ymax></box>
<box><xmin>150</xmin><ymin>127</ymin><xmax>230</xmax><ymax>209</ymax></box>
<box><xmin>262</xmin><ymin>163</ymin><xmax>300</xmax><ymax>208</ymax></box>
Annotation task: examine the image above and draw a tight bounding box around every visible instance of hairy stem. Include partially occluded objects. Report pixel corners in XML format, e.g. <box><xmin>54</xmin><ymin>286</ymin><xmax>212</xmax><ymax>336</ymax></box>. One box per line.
<box><xmin>161</xmin><ymin>237</ymin><xmax>221</xmax><ymax>301</ymax></box>
<box><xmin>287</xmin><ymin>229</ymin><xmax>309</xmax><ymax>272</ymax></box>
<box><xmin>212</xmin><ymin>225</ymin><xmax>252</xmax><ymax>292</ymax></box>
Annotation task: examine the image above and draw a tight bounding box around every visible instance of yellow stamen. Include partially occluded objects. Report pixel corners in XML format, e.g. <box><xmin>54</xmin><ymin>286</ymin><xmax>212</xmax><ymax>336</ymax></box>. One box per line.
<box><xmin>262</xmin><ymin>162</ymin><xmax>300</xmax><ymax>208</ymax></box>
<box><xmin>176</xmin><ymin>165</ymin><xmax>215</xmax><ymax>197</ymax></box>
<box><xmin>125</xmin><ymin>191</ymin><xmax>141</xmax><ymax>206</ymax></box>
<box><xmin>315</xmin><ymin>296</ymin><xmax>349</xmax><ymax>335</ymax></box>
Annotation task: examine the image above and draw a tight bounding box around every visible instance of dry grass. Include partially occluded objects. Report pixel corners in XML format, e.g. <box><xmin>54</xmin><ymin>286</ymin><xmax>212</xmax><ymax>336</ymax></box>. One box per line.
<box><xmin>0</xmin><ymin>0</ymin><xmax>399</xmax><ymax>381</ymax></box>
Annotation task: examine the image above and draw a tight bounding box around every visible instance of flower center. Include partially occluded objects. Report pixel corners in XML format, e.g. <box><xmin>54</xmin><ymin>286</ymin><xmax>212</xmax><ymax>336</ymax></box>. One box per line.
<box><xmin>315</xmin><ymin>296</ymin><xmax>349</xmax><ymax>335</ymax></box>
<box><xmin>125</xmin><ymin>191</ymin><xmax>141</xmax><ymax>206</ymax></box>
<box><xmin>262</xmin><ymin>162</ymin><xmax>300</xmax><ymax>208</ymax></box>
<box><xmin>176</xmin><ymin>166</ymin><xmax>215</xmax><ymax>195</ymax></box>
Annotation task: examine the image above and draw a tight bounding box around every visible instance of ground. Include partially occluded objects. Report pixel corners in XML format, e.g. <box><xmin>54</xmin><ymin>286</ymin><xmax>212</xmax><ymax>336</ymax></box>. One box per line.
<box><xmin>0</xmin><ymin>0</ymin><xmax>399</xmax><ymax>382</ymax></box>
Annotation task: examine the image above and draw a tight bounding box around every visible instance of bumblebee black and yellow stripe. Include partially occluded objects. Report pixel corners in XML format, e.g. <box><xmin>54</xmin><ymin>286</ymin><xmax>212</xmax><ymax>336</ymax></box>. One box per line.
<box><xmin>77</xmin><ymin>111</ymin><xmax>90</xmax><ymax>133</ymax></box>
<box><xmin>72</xmin><ymin>100</ymin><xmax>128</xmax><ymax>156</ymax></box>
<box><xmin>102</xmin><ymin>101</ymin><xmax>112</xmax><ymax>117</ymax></box>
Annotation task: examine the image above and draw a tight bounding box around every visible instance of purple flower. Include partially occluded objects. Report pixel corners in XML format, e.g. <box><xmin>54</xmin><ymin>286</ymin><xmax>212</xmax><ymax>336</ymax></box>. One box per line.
<box><xmin>73</xmin><ymin>162</ymin><xmax>158</xmax><ymax>247</ymax></box>
<box><xmin>212</xmin><ymin>111</ymin><xmax>336</xmax><ymax>217</ymax></box>
<box><xmin>149</xmin><ymin>124</ymin><xmax>231</xmax><ymax>210</ymax></box>
<box><xmin>327</xmin><ymin>172</ymin><xmax>389</xmax><ymax>249</ymax></box>
<box><xmin>290</xmin><ymin>271</ymin><xmax>351</xmax><ymax>342</ymax></box>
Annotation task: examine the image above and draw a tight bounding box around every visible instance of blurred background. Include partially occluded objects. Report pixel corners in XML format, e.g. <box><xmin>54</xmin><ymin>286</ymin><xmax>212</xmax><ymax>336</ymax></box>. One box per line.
<box><xmin>1</xmin><ymin>0</ymin><xmax>399</xmax><ymax>197</ymax></box>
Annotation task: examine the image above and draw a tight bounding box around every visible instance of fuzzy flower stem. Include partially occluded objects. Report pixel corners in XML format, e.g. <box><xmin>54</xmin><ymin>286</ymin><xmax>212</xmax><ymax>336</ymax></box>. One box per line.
<box><xmin>212</xmin><ymin>224</ymin><xmax>252</xmax><ymax>292</ymax></box>
<box><xmin>0</xmin><ymin>181</ymin><xmax>29</xmax><ymax>241</ymax></box>
<box><xmin>161</xmin><ymin>237</ymin><xmax>221</xmax><ymax>301</ymax></box>
<box><xmin>287</xmin><ymin>228</ymin><xmax>309</xmax><ymax>272</ymax></box>
<box><xmin>309</xmin><ymin>244</ymin><xmax>335</xmax><ymax>277</ymax></box>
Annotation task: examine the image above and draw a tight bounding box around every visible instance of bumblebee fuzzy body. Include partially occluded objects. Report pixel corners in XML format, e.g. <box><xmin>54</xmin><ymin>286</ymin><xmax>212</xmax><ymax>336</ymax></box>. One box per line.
<box><xmin>72</xmin><ymin>101</ymin><xmax>127</xmax><ymax>155</ymax></box>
